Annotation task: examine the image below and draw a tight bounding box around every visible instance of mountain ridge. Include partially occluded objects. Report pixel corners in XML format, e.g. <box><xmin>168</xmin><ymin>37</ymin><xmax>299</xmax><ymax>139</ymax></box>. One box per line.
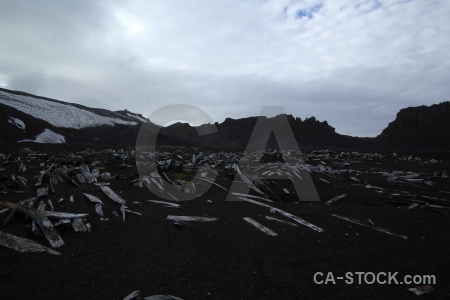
<box><xmin>0</xmin><ymin>88</ymin><xmax>448</xmax><ymax>150</ymax></box>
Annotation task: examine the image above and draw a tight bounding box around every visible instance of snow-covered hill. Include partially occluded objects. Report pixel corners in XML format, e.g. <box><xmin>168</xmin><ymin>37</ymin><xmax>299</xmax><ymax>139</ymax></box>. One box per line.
<box><xmin>0</xmin><ymin>90</ymin><xmax>140</xmax><ymax>129</ymax></box>
<box><xmin>0</xmin><ymin>88</ymin><xmax>154</xmax><ymax>144</ymax></box>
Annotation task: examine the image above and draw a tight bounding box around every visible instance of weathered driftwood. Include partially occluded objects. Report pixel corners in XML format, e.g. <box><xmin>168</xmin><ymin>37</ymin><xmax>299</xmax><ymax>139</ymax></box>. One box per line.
<box><xmin>161</xmin><ymin>172</ymin><xmax>180</xmax><ymax>188</ymax></box>
<box><xmin>13</xmin><ymin>175</ymin><xmax>29</xmax><ymax>190</ymax></box>
<box><xmin>182</xmin><ymin>182</ymin><xmax>196</xmax><ymax>194</ymax></box>
<box><xmin>54</xmin><ymin>219</ymin><xmax>71</xmax><ymax>227</ymax></box>
<box><xmin>124</xmin><ymin>209</ymin><xmax>142</xmax><ymax>216</ymax></box>
<box><xmin>83</xmin><ymin>193</ymin><xmax>104</xmax><ymax>205</ymax></box>
<box><xmin>99</xmin><ymin>186</ymin><xmax>126</xmax><ymax>204</ymax></box>
<box><xmin>235</xmin><ymin>165</ymin><xmax>267</xmax><ymax>197</ymax></box>
<box><xmin>71</xmin><ymin>218</ymin><xmax>88</xmax><ymax>232</ymax></box>
<box><xmin>243</xmin><ymin>217</ymin><xmax>277</xmax><ymax>236</ymax></box>
<box><xmin>31</xmin><ymin>221</ymin><xmax>40</xmax><ymax>236</ymax></box>
<box><xmin>265</xmin><ymin>215</ymin><xmax>298</xmax><ymax>227</ymax></box>
<box><xmin>76</xmin><ymin>173</ymin><xmax>86</xmax><ymax>184</ymax></box>
<box><xmin>0</xmin><ymin>231</ymin><xmax>60</xmax><ymax>255</ymax></box>
<box><xmin>406</xmin><ymin>203</ymin><xmax>420</xmax><ymax>209</ymax></box>
<box><xmin>147</xmin><ymin>200</ymin><xmax>181</xmax><ymax>208</ymax></box>
<box><xmin>49</xmin><ymin>179</ymin><xmax>55</xmax><ymax>194</ymax></box>
<box><xmin>332</xmin><ymin>214</ymin><xmax>408</xmax><ymax>239</ymax></box>
<box><xmin>35</xmin><ymin>173</ymin><xmax>44</xmax><ymax>186</ymax></box>
<box><xmin>0</xmin><ymin>200</ymin><xmax>88</xmax><ymax>219</ymax></box>
<box><xmin>2</xmin><ymin>197</ymin><xmax>35</xmax><ymax>226</ymax></box>
<box><xmin>325</xmin><ymin>194</ymin><xmax>347</xmax><ymax>205</ymax></box>
<box><xmin>120</xmin><ymin>204</ymin><xmax>126</xmax><ymax>221</ymax></box>
<box><xmin>166</xmin><ymin>215</ymin><xmax>218</xmax><ymax>222</ymax></box>
<box><xmin>28</xmin><ymin>208</ymin><xmax>65</xmax><ymax>248</ymax></box>
<box><xmin>36</xmin><ymin>185</ymin><xmax>49</xmax><ymax>198</ymax></box>
<box><xmin>421</xmin><ymin>195</ymin><xmax>450</xmax><ymax>206</ymax></box>
<box><xmin>71</xmin><ymin>177</ymin><xmax>81</xmax><ymax>187</ymax></box>
<box><xmin>238</xmin><ymin>197</ymin><xmax>324</xmax><ymax>232</ymax></box>
<box><xmin>80</xmin><ymin>163</ymin><xmax>95</xmax><ymax>183</ymax></box>
<box><xmin>123</xmin><ymin>290</ymin><xmax>140</xmax><ymax>300</ymax></box>
<box><xmin>407</xmin><ymin>285</ymin><xmax>434</xmax><ymax>296</ymax></box>
<box><xmin>47</xmin><ymin>199</ymin><xmax>54</xmax><ymax>211</ymax></box>
<box><xmin>95</xmin><ymin>203</ymin><xmax>104</xmax><ymax>217</ymax></box>
<box><xmin>37</xmin><ymin>200</ymin><xmax>46</xmax><ymax>212</ymax></box>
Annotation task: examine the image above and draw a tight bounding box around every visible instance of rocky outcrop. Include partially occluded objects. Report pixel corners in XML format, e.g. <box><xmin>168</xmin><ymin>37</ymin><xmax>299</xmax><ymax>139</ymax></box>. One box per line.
<box><xmin>377</xmin><ymin>102</ymin><xmax>450</xmax><ymax>150</ymax></box>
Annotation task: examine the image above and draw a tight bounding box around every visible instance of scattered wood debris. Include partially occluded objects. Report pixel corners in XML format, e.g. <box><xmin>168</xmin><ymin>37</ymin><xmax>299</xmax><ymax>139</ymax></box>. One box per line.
<box><xmin>238</xmin><ymin>196</ymin><xmax>324</xmax><ymax>232</ymax></box>
<box><xmin>0</xmin><ymin>146</ymin><xmax>447</xmax><ymax>261</ymax></box>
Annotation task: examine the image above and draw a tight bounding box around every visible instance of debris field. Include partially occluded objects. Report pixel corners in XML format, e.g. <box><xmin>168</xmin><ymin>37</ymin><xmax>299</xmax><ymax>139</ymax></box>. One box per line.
<box><xmin>0</xmin><ymin>146</ymin><xmax>449</xmax><ymax>299</ymax></box>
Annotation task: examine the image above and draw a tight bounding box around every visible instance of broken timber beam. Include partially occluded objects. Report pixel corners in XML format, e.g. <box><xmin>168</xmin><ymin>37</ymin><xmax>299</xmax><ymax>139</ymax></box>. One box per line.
<box><xmin>0</xmin><ymin>201</ymin><xmax>88</xmax><ymax>219</ymax></box>
<box><xmin>28</xmin><ymin>208</ymin><xmax>65</xmax><ymax>248</ymax></box>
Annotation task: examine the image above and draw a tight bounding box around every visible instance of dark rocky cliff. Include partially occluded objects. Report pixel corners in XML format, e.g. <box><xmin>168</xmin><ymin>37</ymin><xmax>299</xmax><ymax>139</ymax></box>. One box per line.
<box><xmin>377</xmin><ymin>101</ymin><xmax>450</xmax><ymax>150</ymax></box>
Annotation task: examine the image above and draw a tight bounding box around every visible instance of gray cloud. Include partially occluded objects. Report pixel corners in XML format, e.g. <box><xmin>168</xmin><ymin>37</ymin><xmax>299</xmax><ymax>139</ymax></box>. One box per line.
<box><xmin>1</xmin><ymin>0</ymin><xmax>449</xmax><ymax>137</ymax></box>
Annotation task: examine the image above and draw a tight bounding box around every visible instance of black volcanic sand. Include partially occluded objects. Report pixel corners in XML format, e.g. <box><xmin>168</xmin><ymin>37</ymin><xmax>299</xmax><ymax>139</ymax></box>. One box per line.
<box><xmin>1</xmin><ymin>145</ymin><xmax>450</xmax><ymax>299</ymax></box>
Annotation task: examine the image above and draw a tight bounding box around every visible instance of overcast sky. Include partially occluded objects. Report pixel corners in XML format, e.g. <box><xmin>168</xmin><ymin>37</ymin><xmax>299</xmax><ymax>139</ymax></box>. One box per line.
<box><xmin>1</xmin><ymin>0</ymin><xmax>449</xmax><ymax>136</ymax></box>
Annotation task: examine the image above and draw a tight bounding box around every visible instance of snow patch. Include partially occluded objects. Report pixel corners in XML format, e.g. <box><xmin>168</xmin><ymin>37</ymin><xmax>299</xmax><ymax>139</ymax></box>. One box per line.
<box><xmin>19</xmin><ymin>129</ymin><xmax>66</xmax><ymax>144</ymax></box>
<box><xmin>0</xmin><ymin>91</ymin><xmax>138</xmax><ymax>129</ymax></box>
<box><xmin>8</xmin><ymin>117</ymin><xmax>26</xmax><ymax>130</ymax></box>
<box><xmin>127</xmin><ymin>112</ymin><xmax>148</xmax><ymax>123</ymax></box>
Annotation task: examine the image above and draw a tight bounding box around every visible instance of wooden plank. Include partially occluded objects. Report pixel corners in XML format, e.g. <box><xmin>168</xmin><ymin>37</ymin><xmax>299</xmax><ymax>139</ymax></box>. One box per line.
<box><xmin>99</xmin><ymin>186</ymin><xmax>126</xmax><ymax>204</ymax></box>
<box><xmin>332</xmin><ymin>214</ymin><xmax>408</xmax><ymax>239</ymax></box>
<box><xmin>0</xmin><ymin>201</ymin><xmax>88</xmax><ymax>219</ymax></box>
<box><xmin>28</xmin><ymin>209</ymin><xmax>65</xmax><ymax>248</ymax></box>
<box><xmin>83</xmin><ymin>193</ymin><xmax>104</xmax><ymax>205</ymax></box>
<box><xmin>148</xmin><ymin>200</ymin><xmax>181</xmax><ymax>208</ymax></box>
<box><xmin>2</xmin><ymin>198</ymin><xmax>35</xmax><ymax>226</ymax></box>
<box><xmin>166</xmin><ymin>215</ymin><xmax>218</xmax><ymax>222</ymax></box>
<box><xmin>325</xmin><ymin>194</ymin><xmax>347</xmax><ymax>205</ymax></box>
<box><xmin>243</xmin><ymin>217</ymin><xmax>277</xmax><ymax>236</ymax></box>
<box><xmin>265</xmin><ymin>215</ymin><xmax>298</xmax><ymax>227</ymax></box>
<box><xmin>0</xmin><ymin>231</ymin><xmax>60</xmax><ymax>255</ymax></box>
<box><xmin>71</xmin><ymin>218</ymin><xmax>88</xmax><ymax>232</ymax></box>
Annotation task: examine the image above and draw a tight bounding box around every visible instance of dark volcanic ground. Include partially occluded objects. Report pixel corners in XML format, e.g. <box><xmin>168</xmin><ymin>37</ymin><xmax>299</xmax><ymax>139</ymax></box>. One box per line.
<box><xmin>0</xmin><ymin>144</ymin><xmax>450</xmax><ymax>299</ymax></box>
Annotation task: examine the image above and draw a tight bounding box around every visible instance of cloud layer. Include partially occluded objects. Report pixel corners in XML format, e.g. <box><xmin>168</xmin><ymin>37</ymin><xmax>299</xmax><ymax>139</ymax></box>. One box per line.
<box><xmin>1</xmin><ymin>0</ymin><xmax>449</xmax><ymax>136</ymax></box>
